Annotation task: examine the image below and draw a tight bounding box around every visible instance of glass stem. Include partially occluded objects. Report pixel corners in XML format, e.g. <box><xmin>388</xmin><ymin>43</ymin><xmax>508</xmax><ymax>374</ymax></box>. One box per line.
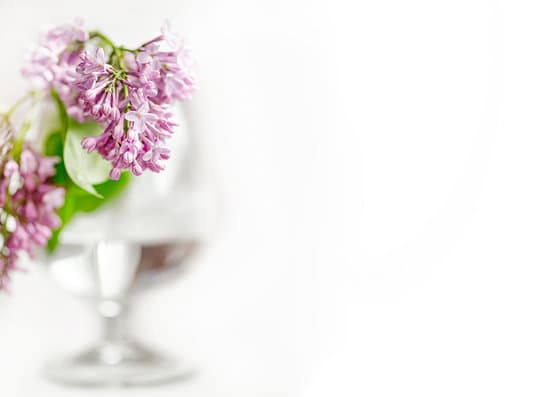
<box><xmin>98</xmin><ymin>300</ymin><xmax>129</xmax><ymax>344</ymax></box>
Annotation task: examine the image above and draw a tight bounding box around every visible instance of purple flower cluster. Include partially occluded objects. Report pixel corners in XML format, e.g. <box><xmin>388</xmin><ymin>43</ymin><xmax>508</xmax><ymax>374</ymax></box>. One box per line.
<box><xmin>22</xmin><ymin>18</ymin><xmax>88</xmax><ymax>99</ymax></box>
<box><xmin>23</xmin><ymin>20</ymin><xmax>196</xmax><ymax>179</ymax></box>
<box><xmin>0</xmin><ymin>122</ymin><xmax>64</xmax><ymax>288</ymax></box>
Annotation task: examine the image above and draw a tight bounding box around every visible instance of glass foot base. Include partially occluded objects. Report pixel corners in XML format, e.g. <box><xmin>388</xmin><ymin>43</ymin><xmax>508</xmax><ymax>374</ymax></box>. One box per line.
<box><xmin>44</xmin><ymin>340</ymin><xmax>195</xmax><ymax>387</ymax></box>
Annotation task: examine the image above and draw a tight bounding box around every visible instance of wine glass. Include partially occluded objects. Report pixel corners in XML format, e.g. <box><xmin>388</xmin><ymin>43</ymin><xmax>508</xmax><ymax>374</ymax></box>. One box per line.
<box><xmin>42</xmin><ymin>103</ymin><xmax>215</xmax><ymax>387</ymax></box>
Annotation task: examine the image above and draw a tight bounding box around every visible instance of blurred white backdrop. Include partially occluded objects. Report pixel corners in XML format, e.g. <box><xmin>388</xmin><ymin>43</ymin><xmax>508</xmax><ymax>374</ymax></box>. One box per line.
<box><xmin>2</xmin><ymin>0</ymin><xmax>550</xmax><ymax>396</ymax></box>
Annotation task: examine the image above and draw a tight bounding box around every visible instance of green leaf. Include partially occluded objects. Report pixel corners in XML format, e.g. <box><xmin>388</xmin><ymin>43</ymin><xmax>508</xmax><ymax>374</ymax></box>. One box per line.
<box><xmin>47</xmin><ymin>185</ymin><xmax>77</xmax><ymax>252</ymax></box>
<box><xmin>43</xmin><ymin>131</ymin><xmax>69</xmax><ymax>185</ymax></box>
<box><xmin>73</xmin><ymin>171</ymin><xmax>131</xmax><ymax>213</ymax></box>
<box><xmin>44</xmin><ymin>130</ymin><xmax>63</xmax><ymax>156</ymax></box>
<box><xmin>64</xmin><ymin>120</ymin><xmax>111</xmax><ymax>197</ymax></box>
<box><xmin>47</xmin><ymin>173</ymin><xmax>132</xmax><ymax>252</ymax></box>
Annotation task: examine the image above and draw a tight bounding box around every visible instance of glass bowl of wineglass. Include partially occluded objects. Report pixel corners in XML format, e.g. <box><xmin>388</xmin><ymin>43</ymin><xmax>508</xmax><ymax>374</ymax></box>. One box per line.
<box><xmin>42</xmin><ymin>103</ymin><xmax>216</xmax><ymax>387</ymax></box>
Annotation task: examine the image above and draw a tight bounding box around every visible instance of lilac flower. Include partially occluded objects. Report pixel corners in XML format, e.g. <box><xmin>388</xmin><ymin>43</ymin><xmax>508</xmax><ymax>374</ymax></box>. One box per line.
<box><xmin>23</xmin><ymin>20</ymin><xmax>196</xmax><ymax>179</ymax></box>
<box><xmin>126</xmin><ymin>103</ymin><xmax>158</xmax><ymax>133</ymax></box>
<box><xmin>22</xmin><ymin>18</ymin><xmax>88</xmax><ymax>87</ymax></box>
<box><xmin>135</xmin><ymin>41</ymin><xmax>196</xmax><ymax>104</ymax></box>
<box><xmin>71</xmin><ymin>49</ymin><xmax>122</xmax><ymax>123</ymax></box>
<box><xmin>22</xmin><ymin>19</ymin><xmax>89</xmax><ymax>126</ymax></box>
<box><xmin>0</xmin><ymin>141</ymin><xmax>65</xmax><ymax>289</ymax></box>
<box><xmin>72</xmin><ymin>25</ymin><xmax>195</xmax><ymax>178</ymax></box>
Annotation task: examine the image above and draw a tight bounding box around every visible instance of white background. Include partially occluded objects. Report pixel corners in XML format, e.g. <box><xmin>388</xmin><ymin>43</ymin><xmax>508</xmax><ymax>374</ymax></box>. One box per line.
<box><xmin>1</xmin><ymin>0</ymin><xmax>550</xmax><ymax>396</ymax></box>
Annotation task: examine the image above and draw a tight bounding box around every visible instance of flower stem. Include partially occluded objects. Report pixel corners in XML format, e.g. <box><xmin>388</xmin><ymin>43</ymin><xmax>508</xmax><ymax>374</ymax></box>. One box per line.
<box><xmin>120</xmin><ymin>47</ymin><xmax>138</xmax><ymax>54</ymax></box>
<box><xmin>90</xmin><ymin>31</ymin><xmax>117</xmax><ymax>51</ymax></box>
<box><xmin>139</xmin><ymin>35</ymin><xmax>163</xmax><ymax>49</ymax></box>
<box><xmin>89</xmin><ymin>30</ymin><xmax>124</xmax><ymax>61</ymax></box>
<box><xmin>11</xmin><ymin>93</ymin><xmax>40</xmax><ymax>160</ymax></box>
<box><xmin>5</xmin><ymin>92</ymin><xmax>32</xmax><ymax>118</ymax></box>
